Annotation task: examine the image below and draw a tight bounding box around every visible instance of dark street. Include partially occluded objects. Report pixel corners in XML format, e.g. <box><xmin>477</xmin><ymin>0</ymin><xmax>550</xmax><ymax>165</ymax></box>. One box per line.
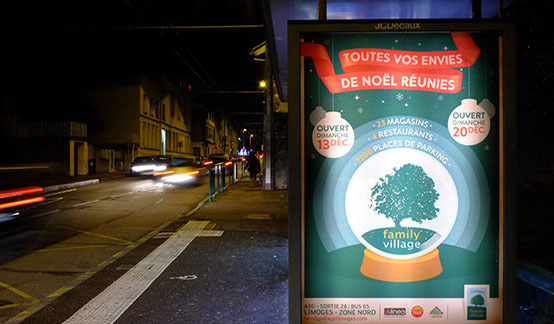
<box><xmin>0</xmin><ymin>175</ymin><xmax>209</xmax><ymax>321</ymax></box>
<box><xmin>2</xmin><ymin>0</ymin><xmax>554</xmax><ymax>323</ymax></box>
<box><xmin>0</xmin><ymin>177</ymin><xmax>288</xmax><ymax>324</ymax></box>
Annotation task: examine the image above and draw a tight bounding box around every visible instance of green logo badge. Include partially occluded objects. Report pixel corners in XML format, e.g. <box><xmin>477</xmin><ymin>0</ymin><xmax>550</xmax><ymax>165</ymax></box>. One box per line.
<box><xmin>430</xmin><ymin>307</ymin><xmax>444</xmax><ymax>318</ymax></box>
<box><xmin>466</xmin><ymin>287</ymin><xmax>487</xmax><ymax>320</ymax></box>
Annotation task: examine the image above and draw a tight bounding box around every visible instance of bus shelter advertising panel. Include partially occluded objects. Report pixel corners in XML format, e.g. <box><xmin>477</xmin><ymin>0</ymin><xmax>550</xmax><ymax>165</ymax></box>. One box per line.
<box><xmin>289</xmin><ymin>22</ymin><xmax>515</xmax><ymax>324</ymax></box>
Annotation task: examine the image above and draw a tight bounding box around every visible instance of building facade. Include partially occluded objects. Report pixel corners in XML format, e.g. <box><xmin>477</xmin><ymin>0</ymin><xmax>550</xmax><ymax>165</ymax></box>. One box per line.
<box><xmin>191</xmin><ymin>110</ymin><xmax>216</xmax><ymax>159</ymax></box>
<box><xmin>87</xmin><ymin>74</ymin><xmax>192</xmax><ymax>173</ymax></box>
<box><xmin>191</xmin><ymin>110</ymin><xmax>238</xmax><ymax>159</ymax></box>
<box><xmin>0</xmin><ymin>115</ymin><xmax>89</xmax><ymax>176</ymax></box>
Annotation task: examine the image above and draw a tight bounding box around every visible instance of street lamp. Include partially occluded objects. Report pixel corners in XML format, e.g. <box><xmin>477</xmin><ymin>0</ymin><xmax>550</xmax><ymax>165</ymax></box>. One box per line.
<box><xmin>250</xmin><ymin>134</ymin><xmax>253</xmax><ymax>150</ymax></box>
<box><xmin>259</xmin><ymin>80</ymin><xmax>267</xmax><ymax>88</ymax></box>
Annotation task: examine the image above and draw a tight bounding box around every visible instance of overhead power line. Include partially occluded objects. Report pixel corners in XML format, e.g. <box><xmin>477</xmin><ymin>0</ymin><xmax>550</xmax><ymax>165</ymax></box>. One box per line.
<box><xmin>115</xmin><ymin>25</ymin><xmax>263</xmax><ymax>30</ymax></box>
<box><xmin>123</xmin><ymin>0</ymin><xmax>222</xmax><ymax>91</ymax></box>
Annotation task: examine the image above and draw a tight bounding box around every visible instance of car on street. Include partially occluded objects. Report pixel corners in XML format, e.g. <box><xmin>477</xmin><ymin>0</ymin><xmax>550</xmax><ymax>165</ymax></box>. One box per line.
<box><xmin>153</xmin><ymin>157</ymin><xmax>207</xmax><ymax>185</ymax></box>
<box><xmin>208</xmin><ymin>154</ymin><xmax>230</xmax><ymax>164</ymax></box>
<box><xmin>129</xmin><ymin>156</ymin><xmax>167</xmax><ymax>176</ymax></box>
<box><xmin>0</xmin><ymin>186</ymin><xmax>46</xmax><ymax>223</ymax></box>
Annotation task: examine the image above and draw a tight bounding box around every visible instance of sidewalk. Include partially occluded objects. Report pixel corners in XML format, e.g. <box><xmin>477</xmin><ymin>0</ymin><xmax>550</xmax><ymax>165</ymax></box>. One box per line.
<box><xmin>118</xmin><ymin>178</ymin><xmax>289</xmax><ymax>323</ymax></box>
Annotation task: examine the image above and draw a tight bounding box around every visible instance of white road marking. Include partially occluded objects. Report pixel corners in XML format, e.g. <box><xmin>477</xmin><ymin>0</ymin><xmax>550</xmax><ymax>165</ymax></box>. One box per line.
<box><xmin>196</xmin><ymin>230</ymin><xmax>224</xmax><ymax>237</ymax></box>
<box><xmin>62</xmin><ymin>220</ymin><xmax>209</xmax><ymax>324</ymax></box>
<box><xmin>110</xmin><ymin>192</ymin><xmax>134</xmax><ymax>199</ymax></box>
<box><xmin>28</xmin><ymin>209</ymin><xmax>61</xmax><ymax>220</ymax></box>
<box><xmin>72</xmin><ymin>199</ymin><xmax>100</xmax><ymax>208</ymax></box>
<box><xmin>169</xmin><ymin>275</ymin><xmax>197</xmax><ymax>280</ymax></box>
<box><xmin>152</xmin><ymin>232</ymin><xmax>174</xmax><ymax>239</ymax></box>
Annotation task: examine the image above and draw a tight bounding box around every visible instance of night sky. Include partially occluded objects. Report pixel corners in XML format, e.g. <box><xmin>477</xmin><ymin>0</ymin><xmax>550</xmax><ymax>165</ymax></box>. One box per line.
<box><xmin>2</xmin><ymin>0</ymin><xmax>266</xmax><ymax>136</ymax></box>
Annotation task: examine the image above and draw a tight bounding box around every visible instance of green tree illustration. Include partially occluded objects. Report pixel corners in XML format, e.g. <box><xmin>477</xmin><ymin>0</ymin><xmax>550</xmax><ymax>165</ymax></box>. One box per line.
<box><xmin>470</xmin><ymin>294</ymin><xmax>485</xmax><ymax>307</ymax></box>
<box><xmin>371</xmin><ymin>163</ymin><xmax>440</xmax><ymax>227</ymax></box>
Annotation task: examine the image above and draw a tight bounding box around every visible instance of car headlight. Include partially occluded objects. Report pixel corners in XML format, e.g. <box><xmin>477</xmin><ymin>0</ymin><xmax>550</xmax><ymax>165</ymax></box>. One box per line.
<box><xmin>153</xmin><ymin>165</ymin><xmax>167</xmax><ymax>171</ymax></box>
<box><xmin>132</xmin><ymin>164</ymin><xmax>156</xmax><ymax>172</ymax></box>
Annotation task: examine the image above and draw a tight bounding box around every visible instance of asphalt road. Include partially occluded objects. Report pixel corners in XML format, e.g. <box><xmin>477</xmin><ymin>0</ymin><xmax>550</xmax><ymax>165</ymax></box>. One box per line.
<box><xmin>0</xmin><ymin>175</ymin><xmax>210</xmax><ymax>322</ymax></box>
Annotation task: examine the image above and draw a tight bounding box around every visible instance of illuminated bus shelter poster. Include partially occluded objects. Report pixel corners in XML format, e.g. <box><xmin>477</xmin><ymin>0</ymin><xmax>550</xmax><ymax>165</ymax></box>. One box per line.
<box><xmin>291</xmin><ymin>23</ymin><xmax>514</xmax><ymax>323</ymax></box>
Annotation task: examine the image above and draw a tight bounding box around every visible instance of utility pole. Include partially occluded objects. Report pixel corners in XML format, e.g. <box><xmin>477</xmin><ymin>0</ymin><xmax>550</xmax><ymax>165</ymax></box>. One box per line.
<box><xmin>472</xmin><ymin>0</ymin><xmax>481</xmax><ymax>19</ymax></box>
<box><xmin>262</xmin><ymin>43</ymin><xmax>274</xmax><ymax>190</ymax></box>
<box><xmin>318</xmin><ymin>0</ymin><xmax>327</xmax><ymax>20</ymax></box>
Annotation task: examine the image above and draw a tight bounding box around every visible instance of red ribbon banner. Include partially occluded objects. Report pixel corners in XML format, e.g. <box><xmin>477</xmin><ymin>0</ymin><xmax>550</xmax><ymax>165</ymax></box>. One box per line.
<box><xmin>301</xmin><ymin>32</ymin><xmax>480</xmax><ymax>94</ymax></box>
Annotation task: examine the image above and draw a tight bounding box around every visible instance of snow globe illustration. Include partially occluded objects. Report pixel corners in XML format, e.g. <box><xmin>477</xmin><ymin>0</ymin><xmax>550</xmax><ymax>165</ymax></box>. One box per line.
<box><xmin>345</xmin><ymin>148</ymin><xmax>458</xmax><ymax>282</ymax></box>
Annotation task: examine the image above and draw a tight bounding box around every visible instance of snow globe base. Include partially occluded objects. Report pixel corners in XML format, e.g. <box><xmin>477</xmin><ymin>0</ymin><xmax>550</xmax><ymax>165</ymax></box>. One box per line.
<box><xmin>360</xmin><ymin>248</ymin><xmax>442</xmax><ymax>282</ymax></box>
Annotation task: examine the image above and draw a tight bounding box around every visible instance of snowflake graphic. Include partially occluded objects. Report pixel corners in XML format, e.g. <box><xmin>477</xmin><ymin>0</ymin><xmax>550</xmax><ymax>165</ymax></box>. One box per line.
<box><xmin>438</xmin><ymin>95</ymin><xmax>444</xmax><ymax>101</ymax></box>
<box><xmin>357</xmin><ymin>107</ymin><xmax>363</xmax><ymax>114</ymax></box>
<box><xmin>396</xmin><ymin>93</ymin><xmax>404</xmax><ymax>101</ymax></box>
<box><xmin>404</xmin><ymin>103</ymin><xmax>409</xmax><ymax>107</ymax></box>
<box><xmin>485</xmin><ymin>145</ymin><xmax>491</xmax><ymax>151</ymax></box>
<box><xmin>355</xmin><ymin>95</ymin><xmax>360</xmax><ymax>100</ymax></box>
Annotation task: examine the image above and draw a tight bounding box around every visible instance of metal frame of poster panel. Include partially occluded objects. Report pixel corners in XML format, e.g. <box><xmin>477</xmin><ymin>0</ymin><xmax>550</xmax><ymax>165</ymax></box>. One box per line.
<box><xmin>288</xmin><ymin>20</ymin><xmax>516</xmax><ymax>324</ymax></box>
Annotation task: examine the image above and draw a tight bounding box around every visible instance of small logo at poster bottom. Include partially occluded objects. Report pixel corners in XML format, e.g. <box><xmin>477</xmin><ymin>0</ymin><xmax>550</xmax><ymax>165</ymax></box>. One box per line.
<box><xmin>466</xmin><ymin>286</ymin><xmax>488</xmax><ymax>320</ymax></box>
<box><xmin>411</xmin><ymin>306</ymin><xmax>424</xmax><ymax>318</ymax></box>
<box><xmin>429</xmin><ymin>306</ymin><xmax>444</xmax><ymax>319</ymax></box>
<box><xmin>384</xmin><ymin>308</ymin><xmax>406</xmax><ymax>317</ymax></box>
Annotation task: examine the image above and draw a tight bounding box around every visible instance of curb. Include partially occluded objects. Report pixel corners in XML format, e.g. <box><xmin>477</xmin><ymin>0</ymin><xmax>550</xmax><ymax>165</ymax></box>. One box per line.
<box><xmin>43</xmin><ymin>179</ymin><xmax>100</xmax><ymax>193</ymax></box>
<box><xmin>184</xmin><ymin>196</ymin><xmax>210</xmax><ymax>217</ymax></box>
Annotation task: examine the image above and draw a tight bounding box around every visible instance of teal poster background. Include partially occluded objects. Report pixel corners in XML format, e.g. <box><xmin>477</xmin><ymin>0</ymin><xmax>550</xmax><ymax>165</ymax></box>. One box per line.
<box><xmin>303</xmin><ymin>32</ymin><xmax>500</xmax><ymax>298</ymax></box>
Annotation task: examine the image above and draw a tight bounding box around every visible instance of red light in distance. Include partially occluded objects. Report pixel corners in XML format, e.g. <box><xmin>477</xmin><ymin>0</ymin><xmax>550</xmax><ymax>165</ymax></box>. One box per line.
<box><xmin>203</xmin><ymin>161</ymin><xmax>214</xmax><ymax>166</ymax></box>
<box><xmin>224</xmin><ymin>161</ymin><xmax>233</xmax><ymax>166</ymax></box>
<box><xmin>185</xmin><ymin>170</ymin><xmax>200</xmax><ymax>176</ymax></box>
<box><xmin>0</xmin><ymin>196</ymin><xmax>45</xmax><ymax>210</ymax></box>
<box><xmin>0</xmin><ymin>187</ymin><xmax>43</xmax><ymax>198</ymax></box>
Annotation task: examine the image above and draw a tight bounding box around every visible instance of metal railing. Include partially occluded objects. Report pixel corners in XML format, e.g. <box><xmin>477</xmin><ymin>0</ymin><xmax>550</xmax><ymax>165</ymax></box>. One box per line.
<box><xmin>208</xmin><ymin>161</ymin><xmax>245</xmax><ymax>202</ymax></box>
